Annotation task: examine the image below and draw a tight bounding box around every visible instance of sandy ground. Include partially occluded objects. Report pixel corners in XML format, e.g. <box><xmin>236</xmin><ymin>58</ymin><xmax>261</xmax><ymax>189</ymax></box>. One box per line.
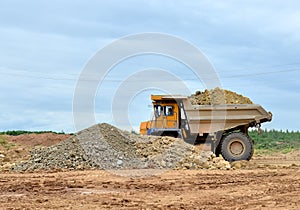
<box><xmin>0</xmin><ymin>167</ymin><xmax>299</xmax><ymax>210</ymax></box>
<box><xmin>0</xmin><ymin>134</ymin><xmax>300</xmax><ymax>209</ymax></box>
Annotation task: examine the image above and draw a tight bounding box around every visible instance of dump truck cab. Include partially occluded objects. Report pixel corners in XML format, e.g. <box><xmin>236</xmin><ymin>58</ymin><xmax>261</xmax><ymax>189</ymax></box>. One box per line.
<box><xmin>140</xmin><ymin>95</ymin><xmax>182</xmax><ymax>138</ymax></box>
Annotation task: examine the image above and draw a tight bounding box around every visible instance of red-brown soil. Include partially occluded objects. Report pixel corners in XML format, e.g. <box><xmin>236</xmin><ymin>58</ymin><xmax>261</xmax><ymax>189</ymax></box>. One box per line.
<box><xmin>0</xmin><ymin>133</ymin><xmax>71</xmax><ymax>168</ymax></box>
<box><xmin>0</xmin><ymin>168</ymin><xmax>299</xmax><ymax>209</ymax></box>
<box><xmin>5</xmin><ymin>133</ymin><xmax>71</xmax><ymax>147</ymax></box>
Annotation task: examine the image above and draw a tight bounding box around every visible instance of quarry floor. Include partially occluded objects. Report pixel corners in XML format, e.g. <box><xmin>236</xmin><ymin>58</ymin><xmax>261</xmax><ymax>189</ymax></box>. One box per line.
<box><xmin>0</xmin><ymin>160</ymin><xmax>299</xmax><ymax>210</ymax></box>
<box><xmin>0</xmin><ymin>133</ymin><xmax>299</xmax><ymax>209</ymax></box>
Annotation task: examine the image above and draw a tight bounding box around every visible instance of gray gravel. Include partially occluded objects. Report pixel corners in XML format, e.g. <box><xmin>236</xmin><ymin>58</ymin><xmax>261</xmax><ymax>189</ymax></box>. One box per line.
<box><xmin>14</xmin><ymin>123</ymin><xmax>230</xmax><ymax>171</ymax></box>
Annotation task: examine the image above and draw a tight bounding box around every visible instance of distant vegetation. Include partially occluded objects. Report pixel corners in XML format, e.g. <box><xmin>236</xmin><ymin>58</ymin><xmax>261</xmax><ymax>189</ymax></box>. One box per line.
<box><xmin>0</xmin><ymin>130</ymin><xmax>66</xmax><ymax>136</ymax></box>
<box><xmin>249</xmin><ymin>129</ymin><xmax>300</xmax><ymax>154</ymax></box>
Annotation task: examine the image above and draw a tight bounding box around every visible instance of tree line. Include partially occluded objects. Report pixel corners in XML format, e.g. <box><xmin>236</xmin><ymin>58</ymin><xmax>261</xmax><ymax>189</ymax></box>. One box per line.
<box><xmin>0</xmin><ymin>130</ymin><xmax>66</xmax><ymax>136</ymax></box>
<box><xmin>249</xmin><ymin>129</ymin><xmax>300</xmax><ymax>153</ymax></box>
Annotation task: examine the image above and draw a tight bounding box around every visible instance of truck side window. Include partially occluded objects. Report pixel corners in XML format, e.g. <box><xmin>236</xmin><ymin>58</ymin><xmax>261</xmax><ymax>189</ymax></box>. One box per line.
<box><xmin>154</xmin><ymin>105</ymin><xmax>162</xmax><ymax>117</ymax></box>
<box><xmin>165</xmin><ymin>106</ymin><xmax>174</xmax><ymax>116</ymax></box>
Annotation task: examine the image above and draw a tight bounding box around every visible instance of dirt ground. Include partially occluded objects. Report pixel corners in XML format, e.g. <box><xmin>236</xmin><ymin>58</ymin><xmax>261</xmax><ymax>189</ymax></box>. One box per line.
<box><xmin>5</xmin><ymin>133</ymin><xmax>71</xmax><ymax>147</ymax></box>
<box><xmin>0</xmin><ymin>167</ymin><xmax>299</xmax><ymax>210</ymax></box>
<box><xmin>0</xmin><ymin>134</ymin><xmax>300</xmax><ymax>209</ymax></box>
<box><xmin>0</xmin><ymin>133</ymin><xmax>71</xmax><ymax>169</ymax></box>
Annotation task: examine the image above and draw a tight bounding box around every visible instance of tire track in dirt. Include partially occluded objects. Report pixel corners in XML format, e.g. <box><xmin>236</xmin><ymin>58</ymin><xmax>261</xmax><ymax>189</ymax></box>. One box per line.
<box><xmin>0</xmin><ymin>169</ymin><xmax>299</xmax><ymax>209</ymax></box>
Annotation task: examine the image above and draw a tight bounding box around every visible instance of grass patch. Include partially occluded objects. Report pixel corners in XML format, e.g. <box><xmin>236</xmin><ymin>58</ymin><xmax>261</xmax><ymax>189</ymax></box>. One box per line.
<box><xmin>249</xmin><ymin>129</ymin><xmax>300</xmax><ymax>155</ymax></box>
<box><xmin>0</xmin><ymin>135</ymin><xmax>15</xmax><ymax>150</ymax></box>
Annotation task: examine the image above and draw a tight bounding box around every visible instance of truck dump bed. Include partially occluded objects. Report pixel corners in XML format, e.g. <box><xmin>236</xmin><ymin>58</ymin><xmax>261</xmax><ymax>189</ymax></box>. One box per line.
<box><xmin>183</xmin><ymin>99</ymin><xmax>272</xmax><ymax>135</ymax></box>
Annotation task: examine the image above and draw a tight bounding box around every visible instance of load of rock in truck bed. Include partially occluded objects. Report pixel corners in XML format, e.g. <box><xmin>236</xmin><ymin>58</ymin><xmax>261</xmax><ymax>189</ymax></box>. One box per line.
<box><xmin>189</xmin><ymin>87</ymin><xmax>253</xmax><ymax>105</ymax></box>
<box><xmin>14</xmin><ymin>123</ymin><xmax>231</xmax><ymax>171</ymax></box>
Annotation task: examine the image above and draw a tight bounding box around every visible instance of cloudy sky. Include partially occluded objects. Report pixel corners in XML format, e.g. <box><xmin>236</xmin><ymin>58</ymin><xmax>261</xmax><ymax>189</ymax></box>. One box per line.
<box><xmin>0</xmin><ymin>0</ymin><xmax>300</xmax><ymax>132</ymax></box>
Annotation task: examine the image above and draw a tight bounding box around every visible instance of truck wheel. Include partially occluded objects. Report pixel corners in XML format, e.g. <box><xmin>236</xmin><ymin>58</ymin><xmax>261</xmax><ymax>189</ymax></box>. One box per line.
<box><xmin>220</xmin><ymin>132</ymin><xmax>253</xmax><ymax>162</ymax></box>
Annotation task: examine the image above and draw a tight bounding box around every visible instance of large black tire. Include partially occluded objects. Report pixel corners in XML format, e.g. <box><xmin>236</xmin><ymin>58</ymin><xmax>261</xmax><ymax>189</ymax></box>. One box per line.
<box><xmin>220</xmin><ymin>132</ymin><xmax>253</xmax><ymax>162</ymax></box>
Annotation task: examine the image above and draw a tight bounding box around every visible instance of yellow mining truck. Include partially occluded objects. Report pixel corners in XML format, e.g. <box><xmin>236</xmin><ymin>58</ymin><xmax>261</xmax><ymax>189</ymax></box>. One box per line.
<box><xmin>140</xmin><ymin>95</ymin><xmax>272</xmax><ymax>161</ymax></box>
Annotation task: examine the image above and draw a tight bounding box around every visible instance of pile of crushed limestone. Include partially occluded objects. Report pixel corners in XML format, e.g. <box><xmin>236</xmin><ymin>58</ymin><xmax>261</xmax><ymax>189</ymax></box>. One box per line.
<box><xmin>13</xmin><ymin>123</ymin><xmax>231</xmax><ymax>171</ymax></box>
<box><xmin>189</xmin><ymin>87</ymin><xmax>253</xmax><ymax>105</ymax></box>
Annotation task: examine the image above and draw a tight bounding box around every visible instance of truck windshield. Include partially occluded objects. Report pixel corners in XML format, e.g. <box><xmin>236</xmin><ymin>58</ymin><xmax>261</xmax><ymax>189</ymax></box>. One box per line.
<box><xmin>154</xmin><ymin>105</ymin><xmax>174</xmax><ymax>117</ymax></box>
